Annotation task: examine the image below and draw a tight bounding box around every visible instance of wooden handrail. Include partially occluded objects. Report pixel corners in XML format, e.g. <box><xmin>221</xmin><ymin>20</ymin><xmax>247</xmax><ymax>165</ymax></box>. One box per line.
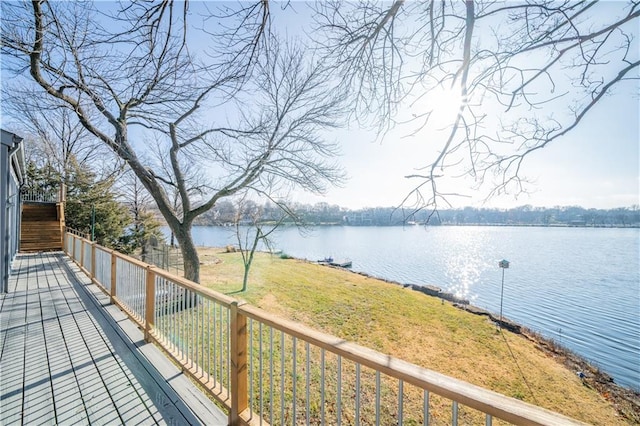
<box><xmin>153</xmin><ymin>267</ymin><xmax>236</xmax><ymax>308</ymax></box>
<box><xmin>64</xmin><ymin>232</ymin><xmax>586</xmax><ymax>426</ymax></box>
<box><xmin>69</xmin><ymin>233</ymin><xmax>237</xmax><ymax>307</ymax></box>
<box><xmin>239</xmin><ymin>303</ymin><xmax>583</xmax><ymax>425</ymax></box>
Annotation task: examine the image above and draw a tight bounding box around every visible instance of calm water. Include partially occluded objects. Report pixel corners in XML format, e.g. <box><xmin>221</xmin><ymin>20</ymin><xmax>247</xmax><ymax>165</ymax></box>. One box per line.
<box><xmin>178</xmin><ymin>225</ymin><xmax>640</xmax><ymax>391</ymax></box>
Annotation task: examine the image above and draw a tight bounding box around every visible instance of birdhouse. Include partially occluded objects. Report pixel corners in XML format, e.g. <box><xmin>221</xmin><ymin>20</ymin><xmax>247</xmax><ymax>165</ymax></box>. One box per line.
<box><xmin>498</xmin><ymin>259</ymin><xmax>510</xmax><ymax>269</ymax></box>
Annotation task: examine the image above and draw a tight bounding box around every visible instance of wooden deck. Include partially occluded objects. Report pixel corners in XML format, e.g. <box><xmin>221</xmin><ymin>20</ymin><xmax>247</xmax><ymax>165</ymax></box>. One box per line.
<box><xmin>0</xmin><ymin>252</ymin><xmax>227</xmax><ymax>425</ymax></box>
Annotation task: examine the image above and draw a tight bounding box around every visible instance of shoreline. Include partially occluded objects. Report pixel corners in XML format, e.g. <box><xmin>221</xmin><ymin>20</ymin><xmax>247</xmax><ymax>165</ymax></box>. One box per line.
<box><xmin>198</xmin><ymin>245</ymin><xmax>640</xmax><ymax>421</ymax></box>
<box><xmin>192</xmin><ymin>222</ymin><xmax>640</xmax><ymax>229</ymax></box>
<box><xmin>287</xmin><ymin>253</ymin><xmax>640</xmax><ymax>421</ymax></box>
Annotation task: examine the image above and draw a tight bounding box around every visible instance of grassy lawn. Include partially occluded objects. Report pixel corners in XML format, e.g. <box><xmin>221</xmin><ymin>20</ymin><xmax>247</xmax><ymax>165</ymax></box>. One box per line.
<box><xmin>198</xmin><ymin>247</ymin><xmax>629</xmax><ymax>425</ymax></box>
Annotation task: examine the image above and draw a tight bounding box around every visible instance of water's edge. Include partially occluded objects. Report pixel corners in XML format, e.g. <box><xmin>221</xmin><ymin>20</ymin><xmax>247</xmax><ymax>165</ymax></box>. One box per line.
<box><xmin>282</xmin><ymin>255</ymin><xmax>640</xmax><ymax>421</ymax></box>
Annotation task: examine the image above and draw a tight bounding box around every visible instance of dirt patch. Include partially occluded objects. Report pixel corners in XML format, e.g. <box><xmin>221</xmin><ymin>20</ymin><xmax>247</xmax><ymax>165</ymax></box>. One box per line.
<box><xmin>257</xmin><ymin>293</ymin><xmax>288</xmax><ymax>316</ymax></box>
<box><xmin>199</xmin><ymin>252</ymin><xmax>222</xmax><ymax>266</ymax></box>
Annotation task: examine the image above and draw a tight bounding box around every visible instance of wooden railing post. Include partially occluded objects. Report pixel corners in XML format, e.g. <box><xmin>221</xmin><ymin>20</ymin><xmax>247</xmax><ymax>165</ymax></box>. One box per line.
<box><xmin>58</xmin><ymin>192</ymin><xmax>65</xmax><ymax>249</ymax></box>
<box><xmin>110</xmin><ymin>251</ymin><xmax>117</xmax><ymax>304</ymax></box>
<box><xmin>230</xmin><ymin>301</ymin><xmax>248</xmax><ymax>425</ymax></box>
<box><xmin>80</xmin><ymin>238</ymin><xmax>85</xmax><ymax>268</ymax></box>
<box><xmin>71</xmin><ymin>235</ymin><xmax>76</xmax><ymax>261</ymax></box>
<box><xmin>144</xmin><ymin>266</ymin><xmax>156</xmax><ymax>342</ymax></box>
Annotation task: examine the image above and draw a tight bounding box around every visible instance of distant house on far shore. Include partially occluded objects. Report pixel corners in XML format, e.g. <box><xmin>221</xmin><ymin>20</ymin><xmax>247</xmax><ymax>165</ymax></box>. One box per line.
<box><xmin>1</xmin><ymin>129</ymin><xmax>25</xmax><ymax>293</ymax></box>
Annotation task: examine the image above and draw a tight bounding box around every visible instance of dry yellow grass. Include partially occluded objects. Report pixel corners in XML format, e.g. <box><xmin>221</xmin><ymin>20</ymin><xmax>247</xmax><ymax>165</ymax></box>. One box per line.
<box><xmin>199</xmin><ymin>247</ymin><xmax>631</xmax><ymax>425</ymax></box>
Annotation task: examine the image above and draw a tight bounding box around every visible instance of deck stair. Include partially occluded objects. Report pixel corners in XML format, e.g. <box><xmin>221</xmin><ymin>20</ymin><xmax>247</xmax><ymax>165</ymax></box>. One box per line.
<box><xmin>20</xmin><ymin>203</ymin><xmax>63</xmax><ymax>252</ymax></box>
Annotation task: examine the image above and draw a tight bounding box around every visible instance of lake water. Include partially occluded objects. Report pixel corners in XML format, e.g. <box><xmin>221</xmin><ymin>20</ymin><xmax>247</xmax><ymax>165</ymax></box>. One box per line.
<box><xmin>177</xmin><ymin>225</ymin><xmax>640</xmax><ymax>391</ymax></box>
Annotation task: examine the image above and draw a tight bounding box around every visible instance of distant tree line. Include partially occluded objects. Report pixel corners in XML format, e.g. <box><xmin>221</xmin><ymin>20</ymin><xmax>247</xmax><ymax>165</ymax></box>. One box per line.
<box><xmin>192</xmin><ymin>202</ymin><xmax>640</xmax><ymax>228</ymax></box>
<box><xmin>417</xmin><ymin>205</ymin><xmax>640</xmax><ymax>227</ymax></box>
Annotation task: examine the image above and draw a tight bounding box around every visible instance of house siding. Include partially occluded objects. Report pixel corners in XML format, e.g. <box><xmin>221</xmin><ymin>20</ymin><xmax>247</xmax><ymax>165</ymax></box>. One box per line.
<box><xmin>1</xmin><ymin>129</ymin><xmax>25</xmax><ymax>293</ymax></box>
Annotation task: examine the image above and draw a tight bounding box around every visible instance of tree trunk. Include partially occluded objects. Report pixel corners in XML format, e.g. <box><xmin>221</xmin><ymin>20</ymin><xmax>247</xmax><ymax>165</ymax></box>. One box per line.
<box><xmin>240</xmin><ymin>234</ymin><xmax>259</xmax><ymax>292</ymax></box>
<box><xmin>242</xmin><ymin>263</ymin><xmax>250</xmax><ymax>292</ymax></box>
<box><xmin>172</xmin><ymin>223</ymin><xmax>200</xmax><ymax>284</ymax></box>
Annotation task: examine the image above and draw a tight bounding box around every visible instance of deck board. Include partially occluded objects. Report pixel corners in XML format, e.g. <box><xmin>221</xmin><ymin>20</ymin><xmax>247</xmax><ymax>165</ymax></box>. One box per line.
<box><xmin>41</xmin><ymin>290</ymin><xmax>88</xmax><ymax>425</ymax></box>
<box><xmin>0</xmin><ymin>252</ymin><xmax>227</xmax><ymax>425</ymax></box>
<box><xmin>0</xmin><ymin>262</ymin><xmax>28</xmax><ymax>424</ymax></box>
<box><xmin>22</xmin><ymin>273</ymin><xmax>56</xmax><ymax>425</ymax></box>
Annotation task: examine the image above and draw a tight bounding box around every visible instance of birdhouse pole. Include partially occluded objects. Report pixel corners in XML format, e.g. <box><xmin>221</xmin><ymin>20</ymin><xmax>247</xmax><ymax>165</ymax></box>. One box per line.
<box><xmin>498</xmin><ymin>259</ymin><xmax>510</xmax><ymax>329</ymax></box>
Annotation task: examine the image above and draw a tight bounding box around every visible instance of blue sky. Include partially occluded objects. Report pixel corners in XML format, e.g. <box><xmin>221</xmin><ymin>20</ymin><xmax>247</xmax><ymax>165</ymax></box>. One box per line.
<box><xmin>10</xmin><ymin>1</ymin><xmax>637</xmax><ymax>211</ymax></box>
<box><xmin>72</xmin><ymin>2</ymin><xmax>640</xmax><ymax>210</ymax></box>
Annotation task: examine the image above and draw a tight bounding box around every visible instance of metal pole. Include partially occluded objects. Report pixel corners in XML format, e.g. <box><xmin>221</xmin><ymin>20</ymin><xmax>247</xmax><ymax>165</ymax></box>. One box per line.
<box><xmin>499</xmin><ymin>267</ymin><xmax>505</xmax><ymax>329</ymax></box>
<box><xmin>91</xmin><ymin>204</ymin><xmax>96</xmax><ymax>241</ymax></box>
<box><xmin>497</xmin><ymin>259</ymin><xmax>509</xmax><ymax>330</ymax></box>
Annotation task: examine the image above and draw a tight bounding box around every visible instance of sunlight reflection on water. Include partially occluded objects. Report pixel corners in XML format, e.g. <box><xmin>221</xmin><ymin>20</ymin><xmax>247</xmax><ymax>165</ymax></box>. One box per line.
<box><xmin>441</xmin><ymin>229</ymin><xmax>492</xmax><ymax>300</ymax></box>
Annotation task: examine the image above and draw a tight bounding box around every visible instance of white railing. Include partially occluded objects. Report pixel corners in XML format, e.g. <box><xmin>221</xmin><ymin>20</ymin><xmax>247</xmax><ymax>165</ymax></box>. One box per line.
<box><xmin>64</xmin><ymin>232</ymin><xmax>585</xmax><ymax>426</ymax></box>
<box><xmin>83</xmin><ymin>241</ymin><xmax>92</xmax><ymax>277</ymax></box>
<box><xmin>94</xmin><ymin>245</ymin><xmax>112</xmax><ymax>294</ymax></box>
<box><xmin>115</xmin><ymin>256</ymin><xmax>147</xmax><ymax>324</ymax></box>
<box><xmin>20</xmin><ymin>186</ymin><xmax>61</xmax><ymax>203</ymax></box>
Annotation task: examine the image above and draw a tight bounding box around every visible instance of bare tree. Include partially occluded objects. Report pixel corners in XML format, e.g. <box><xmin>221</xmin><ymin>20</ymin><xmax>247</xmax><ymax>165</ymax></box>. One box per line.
<box><xmin>1</xmin><ymin>1</ymin><xmax>346</xmax><ymax>283</ymax></box>
<box><xmin>233</xmin><ymin>195</ymin><xmax>293</xmax><ymax>292</ymax></box>
<box><xmin>2</xmin><ymin>90</ymin><xmax>114</xmax><ymax>181</ymax></box>
<box><xmin>117</xmin><ymin>170</ymin><xmax>164</xmax><ymax>257</ymax></box>
<box><xmin>315</xmin><ymin>1</ymin><xmax>639</xmax><ymax>213</ymax></box>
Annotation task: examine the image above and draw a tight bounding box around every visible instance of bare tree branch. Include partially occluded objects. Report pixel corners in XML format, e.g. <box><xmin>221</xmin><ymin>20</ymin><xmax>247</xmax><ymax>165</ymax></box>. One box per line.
<box><xmin>2</xmin><ymin>1</ymin><xmax>346</xmax><ymax>284</ymax></box>
<box><xmin>315</xmin><ymin>0</ymin><xmax>639</xmax><ymax>213</ymax></box>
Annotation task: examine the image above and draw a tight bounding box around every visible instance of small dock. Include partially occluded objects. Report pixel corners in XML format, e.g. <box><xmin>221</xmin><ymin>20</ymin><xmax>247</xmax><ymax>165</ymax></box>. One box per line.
<box><xmin>318</xmin><ymin>258</ymin><xmax>353</xmax><ymax>268</ymax></box>
<box><xmin>329</xmin><ymin>260</ymin><xmax>352</xmax><ymax>268</ymax></box>
<box><xmin>0</xmin><ymin>252</ymin><xmax>227</xmax><ymax>425</ymax></box>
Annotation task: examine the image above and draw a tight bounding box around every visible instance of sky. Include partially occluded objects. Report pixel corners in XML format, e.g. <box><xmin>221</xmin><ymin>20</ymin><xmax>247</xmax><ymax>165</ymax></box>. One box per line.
<box><xmin>280</xmin><ymin>3</ymin><xmax>640</xmax><ymax>210</ymax></box>
<box><xmin>5</xmin><ymin>1</ymin><xmax>638</xmax><ymax>211</ymax></box>
<box><xmin>295</xmin><ymin>77</ymin><xmax>639</xmax><ymax>210</ymax></box>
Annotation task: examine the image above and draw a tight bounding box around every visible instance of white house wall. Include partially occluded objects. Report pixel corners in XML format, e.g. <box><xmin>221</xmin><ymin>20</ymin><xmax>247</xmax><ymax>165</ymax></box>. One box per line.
<box><xmin>1</xmin><ymin>129</ymin><xmax>25</xmax><ymax>293</ymax></box>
